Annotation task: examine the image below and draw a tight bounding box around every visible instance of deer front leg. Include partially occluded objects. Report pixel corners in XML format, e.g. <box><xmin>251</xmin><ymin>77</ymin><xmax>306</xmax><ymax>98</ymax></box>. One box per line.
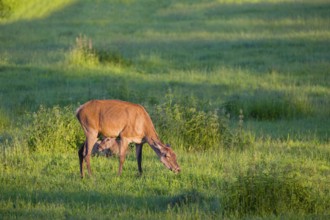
<box><xmin>136</xmin><ymin>143</ymin><xmax>143</xmax><ymax>175</ymax></box>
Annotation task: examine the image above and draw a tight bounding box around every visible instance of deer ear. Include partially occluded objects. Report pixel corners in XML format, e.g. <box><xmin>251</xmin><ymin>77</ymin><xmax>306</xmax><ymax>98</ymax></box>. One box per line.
<box><xmin>154</xmin><ymin>142</ymin><xmax>167</xmax><ymax>155</ymax></box>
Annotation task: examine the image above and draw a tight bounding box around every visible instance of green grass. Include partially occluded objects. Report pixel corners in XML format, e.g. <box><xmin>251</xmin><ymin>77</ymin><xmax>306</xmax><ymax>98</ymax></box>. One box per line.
<box><xmin>0</xmin><ymin>0</ymin><xmax>329</xmax><ymax>219</ymax></box>
<box><xmin>1</xmin><ymin>137</ymin><xmax>329</xmax><ymax>219</ymax></box>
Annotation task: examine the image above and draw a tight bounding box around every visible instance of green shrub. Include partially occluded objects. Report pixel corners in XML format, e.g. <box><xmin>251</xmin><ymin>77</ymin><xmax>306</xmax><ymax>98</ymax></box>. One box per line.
<box><xmin>67</xmin><ymin>35</ymin><xmax>99</xmax><ymax>67</ymax></box>
<box><xmin>153</xmin><ymin>95</ymin><xmax>221</xmax><ymax>151</ymax></box>
<box><xmin>151</xmin><ymin>92</ymin><xmax>255</xmax><ymax>151</ymax></box>
<box><xmin>25</xmin><ymin>105</ymin><xmax>83</xmax><ymax>153</ymax></box>
<box><xmin>66</xmin><ymin>35</ymin><xmax>130</xmax><ymax>68</ymax></box>
<box><xmin>153</xmin><ymin>93</ymin><xmax>234</xmax><ymax>151</ymax></box>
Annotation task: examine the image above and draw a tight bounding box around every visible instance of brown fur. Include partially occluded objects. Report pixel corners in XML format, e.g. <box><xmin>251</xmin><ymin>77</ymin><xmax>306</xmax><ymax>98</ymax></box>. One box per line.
<box><xmin>76</xmin><ymin>99</ymin><xmax>180</xmax><ymax>178</ymax></box>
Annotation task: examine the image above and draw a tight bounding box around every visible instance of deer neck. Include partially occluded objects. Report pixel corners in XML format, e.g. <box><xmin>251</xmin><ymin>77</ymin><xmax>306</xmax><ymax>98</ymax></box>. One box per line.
<box><xmin>147</xmin><ymin>137</ymin><xmax>165</xmax><ymax>158</ymax></box>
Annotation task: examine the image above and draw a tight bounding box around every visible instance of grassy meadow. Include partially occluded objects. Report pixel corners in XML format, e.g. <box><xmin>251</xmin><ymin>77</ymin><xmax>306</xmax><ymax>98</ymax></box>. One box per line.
<box><xmin>0</xmin><ymin>0</ymin><xmax>329</xmax><ymax>219</ymax></box>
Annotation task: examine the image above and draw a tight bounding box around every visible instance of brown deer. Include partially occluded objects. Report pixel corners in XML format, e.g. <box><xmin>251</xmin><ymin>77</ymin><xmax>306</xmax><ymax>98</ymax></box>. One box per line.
<box><xmin>76</xmin><ymin>99</ymin><xmax>180</xmax><ymax>178</ymax></box>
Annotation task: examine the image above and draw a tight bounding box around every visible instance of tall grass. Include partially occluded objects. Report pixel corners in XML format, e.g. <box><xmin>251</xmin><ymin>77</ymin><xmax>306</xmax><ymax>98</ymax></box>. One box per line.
<box><xmin>225</xmin><ymin>89</ymin><xmax>313</xmax><ymax>120</ymax></box>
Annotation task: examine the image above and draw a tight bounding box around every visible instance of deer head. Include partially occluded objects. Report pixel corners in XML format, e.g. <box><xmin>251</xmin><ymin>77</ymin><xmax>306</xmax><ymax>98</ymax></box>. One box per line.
<box><xmin>159</xmin><ymin>144</ymin><xmax>181</xmax><ymax>173</ymax></box>
<box><xmin>97</xmin><ymin>137</ymin><xmax>120</xmax><ymax>155</ymax></box>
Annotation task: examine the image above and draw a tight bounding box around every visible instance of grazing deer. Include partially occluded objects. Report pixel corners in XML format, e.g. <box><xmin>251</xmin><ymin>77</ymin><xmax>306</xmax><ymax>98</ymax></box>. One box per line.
<box><xmin>76</xmin><ymin>99</ymin><xmax>180</xmax><ymax>178</ymax></box>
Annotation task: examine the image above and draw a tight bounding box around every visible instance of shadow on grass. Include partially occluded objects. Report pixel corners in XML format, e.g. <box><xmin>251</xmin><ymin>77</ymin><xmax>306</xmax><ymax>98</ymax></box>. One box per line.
<box><xmin>0</xmin><ymin>64</ymin><xmax>230</xmax><ymax>113</ymax></box>
<box><xmin>1</xmin><ymin>171</ymin><xmax>327</xmax><ymax>218</ymax></box>
<box><xmin>0</xmin><ymin>188</ymin><xmax>217</xmax><ymax>218</ymax></box>
<box><xmin>0</xmin><ymin>189</ymin><xmax>162</xmax><ymax>217</ymax></box>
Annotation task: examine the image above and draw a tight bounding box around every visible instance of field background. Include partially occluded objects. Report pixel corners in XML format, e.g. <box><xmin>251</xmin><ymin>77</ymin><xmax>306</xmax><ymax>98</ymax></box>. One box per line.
<box><xmin>0</xmin><ymin>0</ymin><xmax>329</xmax><ymax>219</ymax></box>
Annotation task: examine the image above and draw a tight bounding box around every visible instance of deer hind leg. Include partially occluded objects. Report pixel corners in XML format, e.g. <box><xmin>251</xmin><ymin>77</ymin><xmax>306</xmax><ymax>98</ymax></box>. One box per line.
<box><xmin>118</xmin><ymin>137</ymin><xmax>129</xmax><ymax>176</ymax></box>
<box><xmin>135</xmin><ymin>143</ymin><xmax>143</xmax><ymax>175</ymax></box>
<box><xmin>84</xmin><ymin>131</ymin><xmax>98</xmax><ymax>177</ymax></box>
<box><xmin>78</xmin><ymin>143</ymin><xmax>85</xmax><ymax>178</ymax></box>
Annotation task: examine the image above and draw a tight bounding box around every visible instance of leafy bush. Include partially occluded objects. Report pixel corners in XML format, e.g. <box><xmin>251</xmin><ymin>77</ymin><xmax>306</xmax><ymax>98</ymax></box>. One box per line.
<box><xmin>25</xmin><ymin>105</ymin><xmax>83</xmax><ymax>153</ymax></box>
<box><xmin>153</xmin><ymin>95</ymin><xmax>221</xmax><ymax>151</ymax></box>
<box><xmin>225</xmin><ymin>90</ymin><xmax>313</xmax><ymax>120</ymax></box>
<box><xmin>152</xmin><ymin>92</ymin><xmax>253</xmax><ymax>151</ymax></box>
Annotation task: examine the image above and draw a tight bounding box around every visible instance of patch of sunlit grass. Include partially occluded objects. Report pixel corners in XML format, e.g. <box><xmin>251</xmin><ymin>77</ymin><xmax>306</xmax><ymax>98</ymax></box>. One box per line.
<box><xmin>1</xmin><ymin>0</ymin><xmax>75</xmax><ymax>23</ymax></box>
